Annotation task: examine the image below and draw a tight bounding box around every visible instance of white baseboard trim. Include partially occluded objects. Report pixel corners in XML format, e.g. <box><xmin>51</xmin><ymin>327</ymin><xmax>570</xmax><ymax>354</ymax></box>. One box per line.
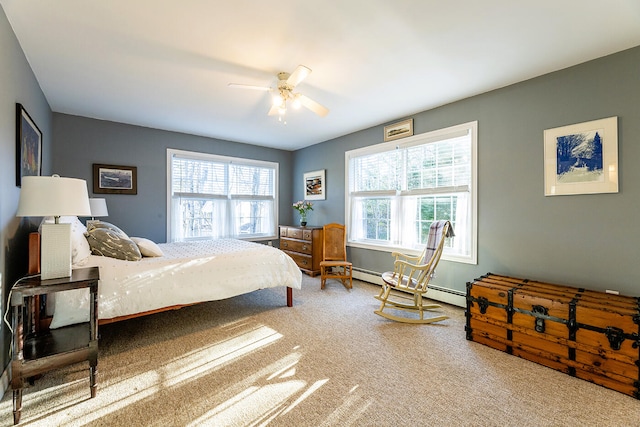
<box><xmin>353</xmin><ymin>269</ymin><xmax>466</xmax><ymax>308</ymax></box>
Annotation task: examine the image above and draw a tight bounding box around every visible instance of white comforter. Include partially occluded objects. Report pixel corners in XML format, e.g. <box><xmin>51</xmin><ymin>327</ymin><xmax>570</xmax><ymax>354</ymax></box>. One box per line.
<box><xmin>50</xmin><ymin>239</ymin><xmax>302</xmax><ymax>328</ymax></box>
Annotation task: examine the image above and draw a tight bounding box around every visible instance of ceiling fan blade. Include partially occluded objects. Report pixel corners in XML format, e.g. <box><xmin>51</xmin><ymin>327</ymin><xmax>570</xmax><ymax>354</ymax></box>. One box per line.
<box><xmin>268</xmin><ymin>104</ymin><xmax>279</xmax><ymax>116</ymax></box>
<box><xmin>287</xmin><ymin>65</ymin><xmax>311</xmax><ymax>87</ymax></box>
<box><xmin>228</xmin><ymin>83</ymin><xmax>271</xmax><ymax>91</ymax></box>
<box><xmin>299</xmin><ymin>94</ymin><xmax>329</xmax><ymax>117</ymax></box>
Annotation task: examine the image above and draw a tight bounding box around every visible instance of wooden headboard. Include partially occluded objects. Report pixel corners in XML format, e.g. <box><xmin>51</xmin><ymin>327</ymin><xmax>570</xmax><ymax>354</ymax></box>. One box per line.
<box><xmin>28</xmin><ymin>232</ymin><xmax>40</xmax><ymax>275</ymax></box>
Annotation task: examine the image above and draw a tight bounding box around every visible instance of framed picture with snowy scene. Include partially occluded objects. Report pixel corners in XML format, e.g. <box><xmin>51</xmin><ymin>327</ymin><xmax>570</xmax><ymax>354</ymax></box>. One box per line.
<box><xmin>544</xmin><ymin>117</ymin><xmax>618</xmax><ymax>196</ymax></box>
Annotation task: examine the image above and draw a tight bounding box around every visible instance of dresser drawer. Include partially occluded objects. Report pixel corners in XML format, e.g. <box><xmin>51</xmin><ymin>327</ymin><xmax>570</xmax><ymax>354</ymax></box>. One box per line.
<box><xmin>287</xmin><ymin>228</ymin><xmax>303</xmax><ymax>239</ymax></box>
<box><xmin>285</xmin><ymin>251</ymin><xmax>313</xmax><ymax>270</ymax></box>
<box><xmin>280</xmin><ymin>238</ymin><xmax>312</xmax><ymax>255</ymax></box>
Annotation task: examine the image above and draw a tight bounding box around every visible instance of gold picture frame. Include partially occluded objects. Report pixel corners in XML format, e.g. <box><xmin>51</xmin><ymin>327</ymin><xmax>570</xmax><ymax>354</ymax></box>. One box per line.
<box><xmin>384</xmin><ymin>118</ymin><xmax>413</xmax><ymax>142</ymax></box>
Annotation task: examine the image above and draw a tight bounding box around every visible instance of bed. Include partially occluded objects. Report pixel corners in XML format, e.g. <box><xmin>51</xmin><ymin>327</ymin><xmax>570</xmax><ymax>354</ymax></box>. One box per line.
<box><xmin>29</xmin><ymin>218</ymin><xmax>302</xmax><ymax>328</ymax></box>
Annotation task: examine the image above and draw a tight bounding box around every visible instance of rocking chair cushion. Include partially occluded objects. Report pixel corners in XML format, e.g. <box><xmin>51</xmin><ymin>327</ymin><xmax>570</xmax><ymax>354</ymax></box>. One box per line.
<box><xmin>382</xmin><ymin>271</ymin><xmax>418</xmax><ymax>289</ymax></box>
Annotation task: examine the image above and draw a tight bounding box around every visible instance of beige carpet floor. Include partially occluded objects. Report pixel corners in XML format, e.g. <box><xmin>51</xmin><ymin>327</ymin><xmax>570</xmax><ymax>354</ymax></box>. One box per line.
<box><xmin>2</xmin><ymin>275</ymin><xmax>639</xmax><ymax>426</ymax></box>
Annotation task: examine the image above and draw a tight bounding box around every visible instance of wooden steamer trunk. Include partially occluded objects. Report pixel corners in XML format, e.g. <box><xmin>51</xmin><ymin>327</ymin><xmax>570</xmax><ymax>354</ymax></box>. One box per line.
<box><xmin>466</xmin><ymin>273</ymin><xmax>640</xmax><ymax>398</ymax></box>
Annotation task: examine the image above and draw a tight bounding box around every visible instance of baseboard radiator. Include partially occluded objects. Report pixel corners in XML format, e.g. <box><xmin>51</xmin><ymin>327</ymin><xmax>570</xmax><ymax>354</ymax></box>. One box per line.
<box><xmin>352</xmin><ymin>267</ymin><xmax>466</xmax><ymax>308</ymax></box>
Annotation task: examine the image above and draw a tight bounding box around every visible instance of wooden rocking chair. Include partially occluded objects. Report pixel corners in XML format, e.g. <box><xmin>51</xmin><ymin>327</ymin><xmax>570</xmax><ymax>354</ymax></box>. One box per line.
<box><xmin>374</xmin><ymin>220</ymin><xmax>454</xmax><ymax>324</ymax></box>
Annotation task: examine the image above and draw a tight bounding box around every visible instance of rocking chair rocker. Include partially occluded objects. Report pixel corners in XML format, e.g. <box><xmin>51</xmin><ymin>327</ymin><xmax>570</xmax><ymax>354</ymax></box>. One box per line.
<box><xmin>374</xmin><ymin>220</ymin><xmax>454</xmax><ymax>324</ymax></box>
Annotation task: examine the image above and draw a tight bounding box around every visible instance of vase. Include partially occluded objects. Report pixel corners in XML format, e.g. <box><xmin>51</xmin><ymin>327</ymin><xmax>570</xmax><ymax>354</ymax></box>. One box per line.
<box><xmin>300</xmin><ymin>212</ymin><xmax>307</xmax><ymax>227</ymax></box>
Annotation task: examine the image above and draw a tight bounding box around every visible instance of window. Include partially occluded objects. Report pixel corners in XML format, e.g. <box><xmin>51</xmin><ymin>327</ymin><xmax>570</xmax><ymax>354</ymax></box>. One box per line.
<box><xmin>167</xmin><ymin>149</ymin><xmax>278</xmax><ymax>242</ymax></box>
<box><xmin>346</xmin><ymin>121</ymin><xmax>477</xmax><ymax>264</ymax></box>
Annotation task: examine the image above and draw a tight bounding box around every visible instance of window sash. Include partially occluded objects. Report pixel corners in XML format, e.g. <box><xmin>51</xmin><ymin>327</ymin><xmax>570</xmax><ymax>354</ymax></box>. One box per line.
<box><xmin>167</xmin><ymin>149</ymin><xmax>278</xmax><ymax>242</ymax></box>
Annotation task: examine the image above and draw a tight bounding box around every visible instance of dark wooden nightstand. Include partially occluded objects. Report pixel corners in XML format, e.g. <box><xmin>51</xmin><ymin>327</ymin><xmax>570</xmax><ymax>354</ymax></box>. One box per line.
<box><xmin>10</xmin><ymin>267</ymin><xmax>99</xmax><ymax>425</ymax></box>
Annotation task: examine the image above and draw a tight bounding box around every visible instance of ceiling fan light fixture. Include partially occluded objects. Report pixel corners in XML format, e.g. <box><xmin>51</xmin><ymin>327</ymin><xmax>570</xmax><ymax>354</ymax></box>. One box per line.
<box><xmin>291</xmin><ymin>94</ymin><xmax>302</xmax><ymax>110</ymax></box>
<box><xmin>272</xmin><ymin>94</ymin><xmax>284</xmax><ymax>107</ymax></box>
<box><xmin>229</xmin><ymin>64</ymin><xmax>329</xmax><ymax>119</ymax></box>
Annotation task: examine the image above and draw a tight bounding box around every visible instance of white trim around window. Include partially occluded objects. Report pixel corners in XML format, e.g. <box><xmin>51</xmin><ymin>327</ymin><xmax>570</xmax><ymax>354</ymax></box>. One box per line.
<box><xmin>166</xmin><ymin>148</ymin><xmax>279</xmax><ymax>242</ymax></box>
<box><xmin>345</xmin><ymin>121</ymin><xmax>478</xmax><ymax>264</ymax></box>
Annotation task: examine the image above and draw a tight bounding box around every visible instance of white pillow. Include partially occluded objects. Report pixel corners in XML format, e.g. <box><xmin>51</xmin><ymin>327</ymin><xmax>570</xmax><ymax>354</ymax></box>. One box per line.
<box><xmin>131</xmin><ymin>237</ymin><xmax>164</xmax><ymax>257</ymax></box>
<box><xmin>48</xmin><ymin>288</ymin><xmax>89</xmax><ymax>329</ymax></box>
<box><xmin>39</xmin><ymin>216</ymin><xmax>92</xmax><ymax>265</ymax></box>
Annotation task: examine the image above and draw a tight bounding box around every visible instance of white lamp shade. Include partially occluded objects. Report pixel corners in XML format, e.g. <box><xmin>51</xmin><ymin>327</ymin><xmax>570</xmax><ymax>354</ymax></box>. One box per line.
<box><xmin>17</xmin><ymin>175</ymin><xmax>91</xmax><ymax>218</ymax></box>
<box><xmin>89</xmin><ymin>198</ymin><xmax>109</xmax><ymax>217</ymax></box>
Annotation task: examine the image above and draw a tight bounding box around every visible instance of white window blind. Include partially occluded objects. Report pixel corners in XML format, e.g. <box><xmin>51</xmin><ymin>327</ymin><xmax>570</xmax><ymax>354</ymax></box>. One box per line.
<box><xmin>167</xmin><ymin>149</ymin><xmax>278</xmax><ymax>242</ymax></box>
<box><xmin>346</xmin><ymin>121</ymin><xmax>477</xmax><ymax>264</ymax></box>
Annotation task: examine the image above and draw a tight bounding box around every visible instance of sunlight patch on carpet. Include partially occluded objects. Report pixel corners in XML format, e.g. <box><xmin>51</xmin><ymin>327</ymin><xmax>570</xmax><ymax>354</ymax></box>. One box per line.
<box><xmin>0</xmin><ymin>324</ymin><xmax>283</xmax><ymax>425</ymax></box>
<box><xmin>163</xmin><ymin>325</ymin><xmax>283</xmax><ymax>387</ymax></box>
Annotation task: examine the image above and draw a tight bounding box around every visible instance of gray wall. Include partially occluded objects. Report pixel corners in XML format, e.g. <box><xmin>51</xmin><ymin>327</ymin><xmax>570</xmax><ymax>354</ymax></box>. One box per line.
<box><xmin>293</xmin><ymin>46</ymin><xmax>640</xmax><ymax>296</ymax></box>
<box><xmin>52</xmin><ymin>115</ymin><xmax>295</xmax><ymax>243</ymax></box>
<box><xmin>0</xmin><ymin>6</ymin><xmax>52</xmax><ymax>373</ymax></box>
<box><xmin>3</xmin><ymin>3</ymin><xmax>639</xmax><ymax>385</ymax></box>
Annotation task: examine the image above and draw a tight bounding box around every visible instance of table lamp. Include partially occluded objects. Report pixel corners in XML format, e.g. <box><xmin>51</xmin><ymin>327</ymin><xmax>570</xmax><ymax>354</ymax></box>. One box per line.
<box><xmin>88</xmin><ymin>198</ymin><xmax>109</xmax><ymax>221</ymax></box>
<box><xmin>17</xmin><ymin>175</ymin><xmax>91</xmax><ymax>280</ymax></box>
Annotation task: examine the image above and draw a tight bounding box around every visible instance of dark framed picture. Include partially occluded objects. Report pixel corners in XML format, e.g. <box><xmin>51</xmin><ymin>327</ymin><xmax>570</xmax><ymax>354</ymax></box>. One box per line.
<box><xmin>93</xmin><ymin>163</ymin><xmax>137</xmax><ymax>194</ymax></box>
<box><xmin>15</xmin><ymin>103</ymin><xmax>42</xmax><ymax>187</ymax></box>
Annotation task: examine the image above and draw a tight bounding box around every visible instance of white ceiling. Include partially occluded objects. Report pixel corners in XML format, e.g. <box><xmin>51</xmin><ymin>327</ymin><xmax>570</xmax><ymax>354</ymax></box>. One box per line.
<box><xmin>2</xmin><ymin>1</ymin><xmax>640</xmax><ymax>151</ymax></box>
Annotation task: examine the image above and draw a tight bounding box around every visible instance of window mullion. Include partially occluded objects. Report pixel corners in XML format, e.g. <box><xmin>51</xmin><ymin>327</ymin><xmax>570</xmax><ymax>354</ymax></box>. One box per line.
<box><xmin>173</xmin><ymin>192</ymin><xmax>227</xmax><ymax>200</ymax></box>
<box><xmin>350</xmin><ymin>190</ymin><xmax>397</xmax><ymax>197</ymax></box>
<box><xmin>401</xmin><ymin>185</ymin><xmax>469</xmax><ymax>196</ymax></box>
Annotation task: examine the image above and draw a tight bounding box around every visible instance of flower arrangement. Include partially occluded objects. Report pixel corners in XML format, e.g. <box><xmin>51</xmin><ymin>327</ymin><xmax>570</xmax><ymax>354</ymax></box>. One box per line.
<box><xmin>292</xmin><ymin>200</ymin><xmax>314</xmax><ymax>215</ymax></box>
<box><xmin>293</xmin><ymin>200</ymin><xmax>313</xmax><ymax>225</ymax></box>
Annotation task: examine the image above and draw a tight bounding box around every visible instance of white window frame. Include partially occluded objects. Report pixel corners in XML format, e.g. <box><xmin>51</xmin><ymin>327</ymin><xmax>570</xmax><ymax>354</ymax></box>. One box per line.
<box><xmin>345</xmin><ymin>121</ymin><xmax>478</xmax><ymax>264</ymax></box>
<box><xmin>167</xmin><ymin>148</ymin><xmax>279</xmax><ymax>242</ymax></box>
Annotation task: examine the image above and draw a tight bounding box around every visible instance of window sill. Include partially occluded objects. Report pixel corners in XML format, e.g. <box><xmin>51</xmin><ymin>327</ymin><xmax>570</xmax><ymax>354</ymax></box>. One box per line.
<box><xmin>347</xmin><ymin>241</ymin><xmax>476</xmax><ymax>265</ymax></box>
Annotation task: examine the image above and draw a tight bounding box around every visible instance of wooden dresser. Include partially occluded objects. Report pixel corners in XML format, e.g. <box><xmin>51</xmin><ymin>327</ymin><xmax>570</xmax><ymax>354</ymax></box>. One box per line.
<box><xmin>279</xmin><ymin>225</ymin><xmax>323</xmax><ymax>276</ymax></box>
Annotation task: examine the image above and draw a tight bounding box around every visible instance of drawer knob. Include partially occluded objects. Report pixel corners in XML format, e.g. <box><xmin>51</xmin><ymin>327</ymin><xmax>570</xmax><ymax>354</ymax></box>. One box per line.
<box><xmin>302</xmin><ymin>245</ymin><xmax>308</xmax><ymax>250</ymax></box>
<box><xmin>283</xmin><ymin>242</ymin><xmax>288</xmax><ymax>247</ymax></box>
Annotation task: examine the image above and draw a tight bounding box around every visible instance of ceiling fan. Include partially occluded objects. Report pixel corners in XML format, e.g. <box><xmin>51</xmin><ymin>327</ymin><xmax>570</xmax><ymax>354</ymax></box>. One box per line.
<box><xmin>228</xmin><ymin>65</ymin><xmax>329</xmax><ymax>121</ymax></box>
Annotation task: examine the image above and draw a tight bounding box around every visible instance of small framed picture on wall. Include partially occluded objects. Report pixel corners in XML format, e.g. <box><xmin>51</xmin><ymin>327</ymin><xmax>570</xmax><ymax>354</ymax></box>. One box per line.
<box><xmin>93</xmin><ymin>163</ymin><xmax>138</xmax><ymax>194</ymax></box>
<box><xmin>304</xmin><ymin>169</ymin><xmax>325</xmax><ymax>200</ymax></box>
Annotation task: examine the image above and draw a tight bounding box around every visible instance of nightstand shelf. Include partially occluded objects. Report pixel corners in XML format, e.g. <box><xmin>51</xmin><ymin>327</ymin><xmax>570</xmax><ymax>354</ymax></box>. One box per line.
<box><xmin>22</xmin><ymin>323</ymin><xmax>92</xmax><ymax>361</ymax></box>
<box><xmin>10</xmin><ymin>267</ymin><xmax>99</xmax><ymax>425</ymax></box>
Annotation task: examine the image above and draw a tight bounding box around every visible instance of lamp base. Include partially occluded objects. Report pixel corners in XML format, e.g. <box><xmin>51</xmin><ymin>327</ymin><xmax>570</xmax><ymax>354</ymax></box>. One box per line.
<box><xmin>41</xmin><ymin>223</ymin><xmax>72</xmax><ymax>280</ymax></box>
